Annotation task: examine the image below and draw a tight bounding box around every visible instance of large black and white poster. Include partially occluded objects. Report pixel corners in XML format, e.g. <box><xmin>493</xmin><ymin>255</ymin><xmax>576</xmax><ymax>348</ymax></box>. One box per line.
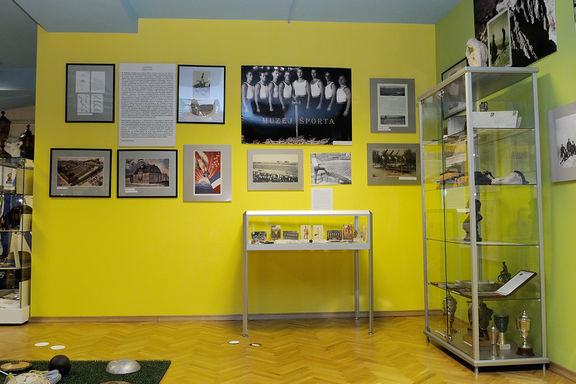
<box><xmin>241</xmin><ymin>65</ymin><xmax>352</xmax><ymax>145</ymax></box>
<box><xmin>474</xmin><ymin>0</ymin><xmax>557</xmax><ymax>67</ymax></box>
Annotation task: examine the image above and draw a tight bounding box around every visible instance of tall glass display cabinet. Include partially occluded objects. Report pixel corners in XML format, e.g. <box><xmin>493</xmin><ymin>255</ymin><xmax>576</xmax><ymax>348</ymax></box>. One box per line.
<box><xmin>0</xmin><ymin>158</ymin><xmax>33</xmax><ymax>324</ymax></box>
<box><xmin>418</xmin><ymin>67</ymin><xmax>547</xmax><ymax>372</ymax></box>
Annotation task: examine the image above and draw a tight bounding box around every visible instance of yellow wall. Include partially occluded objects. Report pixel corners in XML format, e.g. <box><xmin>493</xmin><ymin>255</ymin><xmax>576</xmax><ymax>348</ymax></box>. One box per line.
<box><xmin>33</xmin><ymin>19</ymin><xmax>435</xmax><ymax>317</ymax></box>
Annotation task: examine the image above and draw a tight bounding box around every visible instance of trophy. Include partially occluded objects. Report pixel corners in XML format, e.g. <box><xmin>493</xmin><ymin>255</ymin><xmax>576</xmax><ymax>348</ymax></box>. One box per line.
<box><xmin>442</xmin><ymin>293</ymin><xmax>457</xmax><ymax>339</ymax></box>
<box><xmin>488</xmin><ymin>325</ymin><xmax>498</xmax><ymax>359</ymax></box>
<box><xmin>0</xmin><ymin>111</ymin><xmax>12</xmax><ymax>158</ymax></box>
<box><xmin>493</xmin><ymin>314</ymin><xmax>510</xmax><ymax>350</ymax></box>
<box><xmin>516</xmin><ymin>309</ymin><xmax>534</xmax><ymax>356</ymax></box>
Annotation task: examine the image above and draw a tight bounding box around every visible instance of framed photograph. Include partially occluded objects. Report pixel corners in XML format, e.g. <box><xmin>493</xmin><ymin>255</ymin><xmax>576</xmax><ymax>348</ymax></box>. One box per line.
<box><xmin>474</xmin><ymin>0</ymin><xmax>556</xmax><ymax>67</ymax></box>
<box><xmin>49</xmin><ymin>148</ymin><xmax>112</xmax><ymax>197</ymax></box>
<box><xmin>367</xmin><ymin>143</ymin><xmax>421</xmax><ymax>185</ymax></box>
<box><xmin>370</xmin><ymin>78</ymin><xmax>415</xmax><ymax>133</ymax></box>
<box><xmin>183</xmin><ymin>145</ymin><xmax>231</xmax><ymax>201</ymax></box>
<box><xmin>441</xmin><ymin>58</ymin><xmax>467</xmax><ymax>81</ymax></box>
<box><xmin>311</xmin><ymin>152</ymin><xmax>351</xmax><ymax>185</ymax></box>
<box><xmin>241</xmin><ymin>65</ymin><xmax>352</xmax><ymax>145</ymax></box>
<box><xmin>117</xmin><ymin>149</ymin><xmax>177</xmax><ymax>198</ymax></box>
<box><xmin>247</xmin><ymin>149</ymin><xmax>303</xmax><ymax>190</ymax></box>
<box><xmin>66</xmin><ymin>64</ymin><xmax>115</xmax><ymax>123</ymax></box>
<box><xmin>548</xmin><ymin>101</ymin><xmax>576</xmax><ymax>183</ymax></box>
<box><xmin>177</xmin><ymin>65</ymin><xmax>225</xmax><ymax>124</ymax></box>
<box><xmin>487</xmin><ymin>10</ymin><xmax>512</xmax><ymax>67</ymax></box>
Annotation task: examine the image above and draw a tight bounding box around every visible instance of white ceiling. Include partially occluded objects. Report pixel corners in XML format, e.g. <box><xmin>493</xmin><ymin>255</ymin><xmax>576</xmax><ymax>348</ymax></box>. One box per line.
<box><xmin>0</xmin><ymin>0</ymin><xmax>460</xmax><ymax>110</ymax></box>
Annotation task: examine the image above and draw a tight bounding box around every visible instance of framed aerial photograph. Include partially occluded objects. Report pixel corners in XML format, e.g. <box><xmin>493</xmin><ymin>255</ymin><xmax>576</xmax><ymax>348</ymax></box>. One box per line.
<box><xmin>370</xmin><ymin>78</ymin><xmax>415</xmax><ymax>133</ymax></box>
<box><xmin>183</xmin><ymin>145</ymin><xmax>231</xmax><ymax>201</ymax></box>
<box><xmin>177</xmin><ymin>65</ymin><xmax>225</xmax><ymax>124</ymax></box>
<box><xmin>247</xmin><ymin>149</ymin><xmax>303</xmax><ymax>190</ymax></box>
<box><xmin>66</xmin><ymin>64</ymin><xmax>115</xmax><ymax>123</ymax></box>
<box><xmin>241</xmin><ymin>65</ymin><xmax>351</xmax><ymax>145</ymax></box>
<box><xmin>487</xmin><ymin>10</ymin><xmax>512</xmax><ymax>67</ymax></box>
<box><xmin>441</xmin><ymin>58</ymin><xmax>467</xmax><ymax>81</ymax></box>
<box><xmin>548</xmin><ymin>101</ymin><xmax>576</xmax><ymax>183</ymax></box>
<box><xmin>49</xmin><ymin>148</ymin><xmax>112</xmax><ymax>197</ymax></box>
<box><xmin>367</xmin><ymin>143</ymin><xmax>421</xmax><ymax>185</ymax></box>
<box><xmin>117</xmin><ymin>149</ymin><xmax>177</xmax><ymax>198</ymax></box>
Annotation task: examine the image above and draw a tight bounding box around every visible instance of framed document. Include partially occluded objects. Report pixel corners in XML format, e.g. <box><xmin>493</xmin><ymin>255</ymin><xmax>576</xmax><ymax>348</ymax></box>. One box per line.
<box><xmin>370</xmin><ymin>78</ymin><xmax>415</xmax><ymax>133</ymax></box>
<box><xmin>66</xmin><ymin>64</ymin><xmax>115</xmax><ymax>123</ymax></box>
<box><xmin>183</xmin><ymin>145</ymin><xmax>231</xmax><ymax>201</ymax></box>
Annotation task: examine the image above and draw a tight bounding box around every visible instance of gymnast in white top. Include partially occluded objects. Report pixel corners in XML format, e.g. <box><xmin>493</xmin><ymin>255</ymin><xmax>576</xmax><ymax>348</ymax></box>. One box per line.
<box><xmin>292</xmin><ymin>68</ymin><xmax>310</xmax><ymax>110</ymax></box>
<box><xmin>336</xmin><ymin>75</ymin><xmax>351</xmax><ymax>117</ymax></box>
<box><xmin>310</xmin><ymin>69</ymin><xmax>325</xmax><ymax>110</ymax></box>
<box><xmin>324</xmin><ymin>71</ymin><xmax>337</xmax><ymax>112</ymax></box>
<box><xmin>254</xmin><ymin>71</ymin><xmax>269</xmax><ymax>114</ymax></box>
<box><xmin>241</xmin><ymin>71</ymin><xmax>255</xmax><ymax>114</ymax></box>
<box><xmin>279</xmin><ymin>71</ymin><xmax>293</xmax><ymax>112</ymax></box>
<box><xmin>268</xmin><ymin>69</ymin><xmax>281</xmax><ymax>112</ymax></box>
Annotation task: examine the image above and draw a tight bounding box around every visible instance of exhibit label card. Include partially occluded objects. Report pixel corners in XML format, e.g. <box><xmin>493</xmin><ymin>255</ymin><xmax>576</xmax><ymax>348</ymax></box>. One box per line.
<box><xmin>119</xmin><ymin>63</ymin><xmax>176</xmax><ymax>147</ymax></box>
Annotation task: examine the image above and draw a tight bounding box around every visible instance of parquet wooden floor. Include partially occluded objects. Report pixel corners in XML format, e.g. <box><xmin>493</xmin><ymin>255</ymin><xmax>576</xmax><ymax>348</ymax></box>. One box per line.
<box><xmin>0</xmin><ymin>316</ymin><xmax>573</xmax><ymax>383</ymax></box>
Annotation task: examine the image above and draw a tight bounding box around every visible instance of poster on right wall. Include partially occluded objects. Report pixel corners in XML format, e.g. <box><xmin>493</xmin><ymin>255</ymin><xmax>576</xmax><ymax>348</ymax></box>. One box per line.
<box><xmin>474</xmin><ymin>0</ymin><xmax>557</xmax><ymax>67</ymax></box>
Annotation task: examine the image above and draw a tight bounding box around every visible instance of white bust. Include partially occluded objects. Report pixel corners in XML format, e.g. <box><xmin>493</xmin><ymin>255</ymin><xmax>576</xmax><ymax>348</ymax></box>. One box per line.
<box><xmin>465</xmin><ymin>37</ymin><xmax>489</xmax><ymax>67</ymax></box>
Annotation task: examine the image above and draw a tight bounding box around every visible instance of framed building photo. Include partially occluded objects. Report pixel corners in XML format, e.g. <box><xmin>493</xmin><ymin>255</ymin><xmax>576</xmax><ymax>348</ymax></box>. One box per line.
<box><xmin>66</xmin><ymin>64</ymin><xmax>115</xmax><ymax>122</ymax></box>
<box><xmin>183</xmin><ymin>145</ymin><xmax>231</xmax><ymax>201</ymax></box>
<box><xmin>241</xmin><ymin>65</ymin><xmax>352</xmax><ymax>145</ymax></box>
<box><xmin>49</xmin><ymin>148</ymin><xmax>112</xmax><ymax>197</ymax></box>
<box><xmin>177</xmin><ymin>65</ymin><xmax>225</xmax><ymax>124</ymax></box>
<box><xmin>117</xmin><ymin>149</ymin><xmax>177</xmax><ymax>198</ymax></box>
<box><xmin>370</xmin><ymin>78</ymin><xmax>415</xmax><ymax>133</ymax></box>
<box><xmin>367</xmin><ymin>143</ymin><xmax>420</xmax><ymax>185</ymax></box>
<box><xmin>548</xmin><ymin>101</ymin><xmax>576</xmax><ymax>183</ymax></box>
<box><xmin>247</xmin><ymin>149</ymin><xmax>303</xmax><ymax>190</ymax></box>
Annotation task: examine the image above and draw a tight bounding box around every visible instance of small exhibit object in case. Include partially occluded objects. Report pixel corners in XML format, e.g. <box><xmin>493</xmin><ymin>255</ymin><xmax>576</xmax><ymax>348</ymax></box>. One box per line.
<box><xmin>327</xmin><ymin>230</ymin><xmax>342</xmax><ymax>241</ymax></box>
<box><xmin>313</xmin><ymin>225</ymin><xmax>324</xmax><ymax>241</ymax></box>
<box><xmin>301</xmin><ymin>225</ymin><xmax>311</xmax><ymax>241</ymax></box>
<box><xmin>270</xmin><ymin>225</ymin><xmax>281</xmax><ymax>241</ymax></box>
<box><xmin>282</xmin><ymin>230</ymin><xmax>299</xmax><ymax>240</ymax></box>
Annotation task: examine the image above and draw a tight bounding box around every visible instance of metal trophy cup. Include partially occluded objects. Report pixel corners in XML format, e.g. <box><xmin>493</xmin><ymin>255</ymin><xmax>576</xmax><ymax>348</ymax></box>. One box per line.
<box><xmin>516</xmin><ymin>309</ymin><xmax>534</xmax><ymax>356</ymax></box>
<box><xmin>493</xmin><ymin>314</ymin><xmax>510</xmax><ymax>350</ymax></box>
<box><xmin>488</xmin><ymin>325</ymin><xmax>498</xmax><ymax>359</ymax></box>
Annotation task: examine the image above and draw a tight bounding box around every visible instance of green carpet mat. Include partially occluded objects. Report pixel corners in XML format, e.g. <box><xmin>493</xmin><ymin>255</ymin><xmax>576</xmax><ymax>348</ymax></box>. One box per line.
<box><xmin>1</xmin><ymin>360</ymin><xmax>171</xmax><ymax>384</ymax></box>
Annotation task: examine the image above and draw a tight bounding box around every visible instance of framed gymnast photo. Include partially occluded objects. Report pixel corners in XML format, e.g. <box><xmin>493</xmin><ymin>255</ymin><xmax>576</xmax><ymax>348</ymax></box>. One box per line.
<box><xmin>370</xmin><ymin>78</ymin><xmax>415</xmax><ymax>133</ymax></box>
<box><xmin>247</xmin><ymin>149</ymin><xmax>303</xmax><ymax>191</ymax></box>
<box><xmin>49</xmin><ymin>148</ymin><xmax>112</xmax><ymax>197</ymax></box>
<box><xmin>183</xmin><ymin>145</ymin><xmax>232</xmax><ymax>202</ymax></box>
<box><xmin>177</xmin><ymin>65</ymin><xmax>226</xmax><ymax>124</ymax></box>
<box><xmin>117</xmin><ymin>149</ymin><xmax>177</xmax><ymax>198</ymax></box>
<box><xmin>66</xmin><ymin>64</ymin><xmax>115</xmax><ymax>123</ymax></box>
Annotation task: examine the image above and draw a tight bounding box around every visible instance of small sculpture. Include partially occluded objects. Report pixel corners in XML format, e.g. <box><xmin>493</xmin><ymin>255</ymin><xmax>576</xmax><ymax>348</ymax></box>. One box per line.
<box><xmin>498</xmin><ymin>262</ymin><xmax>512</xmax><ymax>283</ymax></box>
<box><xmin>442</xmin><ymin>293</ymin><xmax>458</xmax><ymax>339</ymax></box>
<box><xmin>468</xmin><ymin>301</ymin><xmax>493</xmax><ymax>339</ymax></box>
<box><xmin>465</xmin><ymin>38</ymin><xmax>489</xmax><ymax>67</ymax></box>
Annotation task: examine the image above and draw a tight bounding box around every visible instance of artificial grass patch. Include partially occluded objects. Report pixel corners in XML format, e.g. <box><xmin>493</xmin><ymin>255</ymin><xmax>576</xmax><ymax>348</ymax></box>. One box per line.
<box><xmin>1</xmin><ymin>360</ymin><xmax>170</xmax><ymax>384</ymax></box>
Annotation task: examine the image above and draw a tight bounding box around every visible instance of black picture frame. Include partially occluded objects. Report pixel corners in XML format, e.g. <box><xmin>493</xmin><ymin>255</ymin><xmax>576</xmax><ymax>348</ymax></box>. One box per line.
<box><xmin>66</xmin><ymin>64</ymin><xmax>115</xmax><ymax>123</ymax></box>
<box><xmin>49</xmin><ymin>148</ymin><xmax>112</xmax><ymax>197</ymax></box>
<box><xmin>177</xmin><ymin>65</ymin><xmax>226</xmax><ymax>124</ymax></box>
<box><xmin>441</xmin><ymin>58</ymin><xmax>468</xmax><ymax>82</ymax></box>
<box><xmin>117</xmin><ymin>149</ymin><xmax>178</xmax><ymax>198</ymax></box>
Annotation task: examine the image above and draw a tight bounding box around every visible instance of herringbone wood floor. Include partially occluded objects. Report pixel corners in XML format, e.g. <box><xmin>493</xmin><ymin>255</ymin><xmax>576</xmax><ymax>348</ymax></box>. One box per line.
<box><xmin>0</xmin><ymin>316</ymin><xmax>573</xmax><ymax>383</ymax></box>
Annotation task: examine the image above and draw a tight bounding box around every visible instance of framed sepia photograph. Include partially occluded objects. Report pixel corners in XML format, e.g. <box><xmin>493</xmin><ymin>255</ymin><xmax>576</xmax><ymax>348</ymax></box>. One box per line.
<box><xmin>487</xmin><ymin>10</ymin><xmax>512</xmax><ymax>67</ymax></box>
<box><xmin>177</xmin><ymin>65</ymin><xmax>225</xmax><ymax>124</ymax></box>
<box><xmin>548</xmin><ymin>101</ymin><xmax>576</xmax><ymax>183</ymax></box>
<box><xmin>247</xmin><ymin>149</ymin><xmax>303</xmax><ymax>190</ymax></box>
<box><xmin>241</xmin><ymin>65</ymin><xmax>351</xmax><ymax>145</ymax></box>
<box><xmin>370</xmin><ymin>78</ymin><xmax>415</xmax><ymax>133</ymax></box>
<box><xmin>66</xmin><ymin>64</ymin><xmax>115</xmax><ymax>123</ymax></box>
<box><xmin>49</xmin><ymin>148</ymin><xmax>112</xmax><ymax>197</ymax></box>
<box><xmin>183</xmin><ymin>145</ymin><xmax>231</xmax><ymax>201</ymax></box>
<box><xmin>117</xmin><ymin>149</ymin><xmax>177</xmax><ymax>198</ymax></box>
<box><xmin>367</xmin><ymin>143</ymin><xmax>421</xmax><ymax>185</ymax></box>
